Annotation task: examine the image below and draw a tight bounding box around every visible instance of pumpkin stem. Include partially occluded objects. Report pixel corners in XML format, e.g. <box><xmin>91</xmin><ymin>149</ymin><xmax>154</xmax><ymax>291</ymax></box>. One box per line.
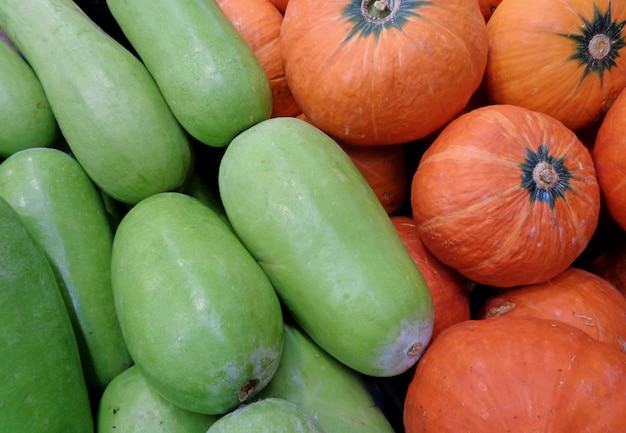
<box><xmin>519</xmin><ymin>144</ymin><xmax>573</xmax><ymax>208</ymax></box>
<box><xmin>362</xmin><ymin>0</ymin><xmax>399</xmax><ymax>22</ymax></box>
<box><xmin>373</xmin><ymin>0</ymin><xmax>390</xmax><ymax>12</ymax></box>
<box><xmin>485</xmin><ymin>301</ymin><xmax>516</xmax><ymax>318</ymax></box>
<box><xmin>533</xmin><ymin>161</ymin><xmax>559</xmax><ymax>190</ymax></box>
<box><xmin>589</xmin><ymin>34</ymin><xmax>612</xmax><ymax>60</ymax></box>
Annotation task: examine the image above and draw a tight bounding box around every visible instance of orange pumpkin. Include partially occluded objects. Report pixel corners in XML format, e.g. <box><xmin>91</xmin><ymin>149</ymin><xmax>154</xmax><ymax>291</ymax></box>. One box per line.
<box><xmin>410</xmin><ymin>104</ymin><xmax>601</xmax><ymax>288</ymax></box>
<box><xmin>391</xmin><ymin>216</ymin><xmax>471</xmax><ymax>338</ymax></box>
<box><xmin>216</xmin><ymin>0</ymin><xmax>301</xmax><ymax>118</ymax></box>
<box><xmin>404</xmin><ymin>316</ymin><xmax>626</xmax><ymax>432</ymax></box>
<box><xmin>484</xmin><ymin>0</ymin><xmax>626</xmax><ymax>131</ymax></box>
<box><xmin>479</xmin><ymin>267</ymin><xmax>626</xmax><ymax>352</ymax></box>
<box><xmin>593</xmin><ymin>87</ymin><xmax>626</xmax><ymax>233</ymax></box>
<box><xmin>280</xmin><ymin>0</ymin><xmax>488</xmax><ymax>146</ymax></box>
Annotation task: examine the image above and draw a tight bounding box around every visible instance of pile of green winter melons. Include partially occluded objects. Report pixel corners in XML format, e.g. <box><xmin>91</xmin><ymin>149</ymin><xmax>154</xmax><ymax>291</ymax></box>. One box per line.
<box><xmin>0</xmin><ymin>1</ymin><xmax>432</xmax><ymax>432</ymax></box>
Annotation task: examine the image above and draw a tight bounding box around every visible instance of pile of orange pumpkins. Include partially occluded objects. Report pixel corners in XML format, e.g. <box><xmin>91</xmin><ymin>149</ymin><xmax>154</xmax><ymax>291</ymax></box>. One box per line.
<box><xmin>5</xmin><ymin>0</ymin><xmax>626</xmax><ymax>431</ymax></box>
<box><xmin>246</xmin><ymin>0</ymin><xmax>626</xmax><ymax>430</ymax></box>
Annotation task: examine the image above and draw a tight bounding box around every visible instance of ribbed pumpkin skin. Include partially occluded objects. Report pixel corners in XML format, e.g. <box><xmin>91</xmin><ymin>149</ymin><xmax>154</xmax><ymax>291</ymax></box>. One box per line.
<box><xmin>479</xmin><ymin>267</ymin><xmax>626</xmax><ymax>352</ymax></box>
<box><xmin>594</xmin><ymin>87</ymin><xmax>626</xmax><ymax>232</ymax></box>
<box><xmin>280</xmin><ymin>0</ymin><xmax>488</xmax><ymax>146</ymax></box>
<box><xmin>484</xmin><ymin>0</ymin><xmax>626</xmax><ymax>131</ymax></box>
<box><xmin>404</xmin><ymin>316</ymin><xmax>626</xmax><ymax>433</ymax></box>
<box><xmin>411</xmin><ymin>104</ymin><xmax>600</xmax><ymax>288</ymax></box>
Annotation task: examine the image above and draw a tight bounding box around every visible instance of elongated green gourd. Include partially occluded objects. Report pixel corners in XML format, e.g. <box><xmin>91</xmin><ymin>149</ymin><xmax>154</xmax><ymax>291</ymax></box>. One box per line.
<box><xmin>111</xmin><ymin>192</ymin><xmax>284</xmax><ymax>415</ymax></box>
<box><xmin>256</xmin><ymin>323</ymin><xmax>397</xmax><ymax>433</ymax></box>
<box><xmin>207</xmin><ymin>398</ymin><xmax>325</xmax><ymax>433</ymax></box>
<box><xmin>0</xmin><ymin>0</ymin><xmax>192</xmax><ymax>205</ymax></box>
<box><xmin>107</xmin><ymin>0</ymin><xmax>272</xmax><ymax>147</ymax></box>
<box><xmin>218</xmin><ymin>117</ymin><xmax>434</xmax><ymax>377</ymax></box>
<box><xmin>0</xmin><ymin>148</ymin><xmax>133</xmax><ymax>392</ymax></box>
<box><xmin>0</xmin><ymin>39</ymin><xmax>58</xmax><ymax>158</ymax></box>
<box><xmin>97</xmin><ymin>365</ymin><xmax>220</xmax><ymax>433</ymax></box>
<box><xmin>0</xmin><ymin>197</ymin><xmax>94</xmax><ymax>433</ymax></box>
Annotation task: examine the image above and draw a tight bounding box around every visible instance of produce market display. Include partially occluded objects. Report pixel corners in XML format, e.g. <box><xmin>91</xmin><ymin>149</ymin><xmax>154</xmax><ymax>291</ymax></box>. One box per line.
<box><xmin>1</xmin><ymin>0</ymin><xmax>626</xmax><ymax>432</ymax></box>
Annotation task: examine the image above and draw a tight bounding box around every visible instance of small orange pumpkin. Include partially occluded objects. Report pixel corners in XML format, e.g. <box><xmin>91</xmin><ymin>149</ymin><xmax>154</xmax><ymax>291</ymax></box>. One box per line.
<box><xmin>404</xmin><ymin>316</ymin><xmax>626</xmax><ymax>432</ymax></box>
<box><xmin>484</xmin><ymin>0</ymin><xmax>626</xmax><ymax>131</ymax></box>
<box><xmin>216</xmin><ymin>0</ymin><xmax>301</xmax><ymax>118</ymax></box>
<box><xmin>391</xmin><ymin>215</ymin><xmax>471</xmax><ymax>339</ymax></box>
<box><xmin>411</xmin><ymin>104</ymin><xmax>601</xmax><ymax>288</ymax></box>
<box><xmin>479</xmin><ymin>267</ymin><xmax>626</xmax><ymax>352</ymax></box>
<box><xmin>280</xmin><ymin>0</ymin><xmax>488</xmax><ymax>146</ymax></box>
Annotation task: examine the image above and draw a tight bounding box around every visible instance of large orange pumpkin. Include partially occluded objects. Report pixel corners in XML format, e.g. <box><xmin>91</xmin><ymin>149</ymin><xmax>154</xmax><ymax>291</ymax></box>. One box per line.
<box><xmin>216</xmin><ymin>0</ymin><xmax>301</xmax><ymax>118</ymax></box>
<box><xmin>411</xmin><ymin>104</ymin><xmax>600</xmax><ymax>288</ymax></box>
<box><xmin>404</xmin><ymin>316</ymin><xmax>626</xmax><ymax>432</ymax></box>
<box><xmin>280</xmin><ymin>0</ymin><xmax>488</xmax><ymax>146</ymax></box>
<box><xmin>484</xmin><ymin>0</ymin><xmax>626</xmax><ymax>131</ymax></box>
<box><xmin>391</xmin><ymin>215</ymin><xmax>471</xmax><ymax>339</ymax></box>
<box><xmin>593</xmin><ymin>86</ymin><xmax>626</xmax><ymax>233</ymax></box>
<box><xmin>479</xmin><ymin>267</ymin><xmax>626</xmax><ymax>352</ymax></box>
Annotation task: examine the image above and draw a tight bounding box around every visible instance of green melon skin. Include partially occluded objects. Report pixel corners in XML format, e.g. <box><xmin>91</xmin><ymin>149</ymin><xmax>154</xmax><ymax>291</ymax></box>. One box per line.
<box><xmin>255</xmin><ymin>323</ymin><xmax>396</xmax><ymax>433</ymax></box>
<box><xmin>0</xmin><ymin>148</ymin><xmax>133</xmax><ymax>392</ymax></box>
<box><xmin>0</xmin><ymin>0</ymin><xmax>193</xmax><ymax>205</ymax></box>
<box><xmin>0</xmin><ymin>197</ymin><xmax>94</xmax><ymax>433</ymax></box>
<box><xmin>0</xmin><ymin>39</ymin><xmax>58</xmax><ymax>158</ymax></box>
<box><xmin>218</xmin><ymin>117</ymin><xmax>434</xmax><ymax>377</ymax></box>
<box><xmin>97</xmin><ymin>365</ymin><xmax>220</xmax><ymax>433</ymax></box>
<box><xmin>107</xmin><ymin>0</ymin><xmax>272</xmax><ymax>148</ymax></box>
<box><xmin>111</xmin><ymin>192</ymin><xmax>285</xmax><ymax>415</ymax></box>
<box><xmin>207</xmin><ymin>398</ymin><xmax>326</xmax><ymax>433</ymax></box>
